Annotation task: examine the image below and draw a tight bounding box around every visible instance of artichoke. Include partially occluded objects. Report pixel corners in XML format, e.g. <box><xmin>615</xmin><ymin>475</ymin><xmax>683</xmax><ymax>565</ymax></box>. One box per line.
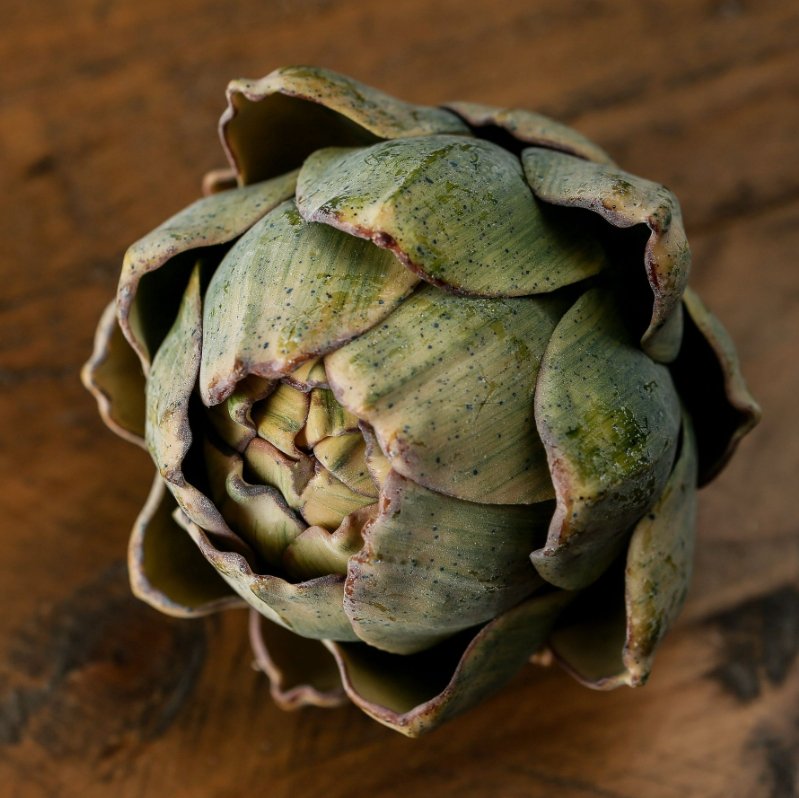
<box><xmin>83</xmin><ymin>66</ymin><xmax>759</xmax><ymax>736</ymax></box>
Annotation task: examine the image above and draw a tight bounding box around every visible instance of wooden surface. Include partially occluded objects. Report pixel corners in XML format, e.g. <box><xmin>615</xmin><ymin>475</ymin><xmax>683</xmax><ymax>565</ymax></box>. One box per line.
<box><xmin>1</xmin><ymin>1</ymin><xmax>798</xmax><ymax>795</ymax></box>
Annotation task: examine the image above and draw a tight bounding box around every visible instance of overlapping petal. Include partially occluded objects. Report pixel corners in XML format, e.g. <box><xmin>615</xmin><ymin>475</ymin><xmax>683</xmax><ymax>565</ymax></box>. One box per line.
<box><xmin>221</xmin><ymin>65</ymin><xmax>470</xmax><ymax>184</ymax></box>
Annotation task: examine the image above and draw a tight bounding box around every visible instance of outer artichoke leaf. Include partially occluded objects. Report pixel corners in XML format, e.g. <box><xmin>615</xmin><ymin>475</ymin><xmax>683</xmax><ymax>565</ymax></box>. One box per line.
<box><xmin>119</xmin><ymin>172</ymin><xmax>297</xmax><ymax>368</ymax></box>
<box><xmin>360</xmin><ymin>423</ymin><xmax>392</xmax><ymax>490</ymax></box>
<box><xmin>312</xmin><ymin>433</ymin><xmax>378</xmax><ymax>498</ymax></box>
<box><xmin>326</xmin><ymin>589</ymin><xmax>573</xmax><ymax>737</ymax></box>
<box><xmin>178</xmin><ymin>513</ymin><xmax>360</xmax><ymax>641</ymax></box>
<box><xmin>204</xmin><ymin>439</ymin><xmax>306</xmax><ymax>568</ymax></box>
<box><xmin>445</xmin><ymin>101</ymin><xmax>614</xmax><ymax>164</ymax></box>
<box><xmin>81</xmin><ymin>301</ymin><xmax>146</xmax><ymax>447</ymax></box>
<box><xmin>221</xmin><ymin>65</ymin><xmax>470</xmax><ymax>184</ymax></box>
<box><xmin>522</xmin><ymin>148</ymin><xmax>690</xmax><ymax>362</ymax></box>
<box><xmin>283</xmin><ymin>504</ymin><xmax>377</xmax><ymax>581</ymax></box>
<box><xmin>297</xmin><ymin>136</ymin><xmax>606</xmax><ymax>297</ymax></box>
<box><xmin>199</xmin><ymin>200</ymin><xmax>418</xmax><ymax>407</ymax></box>
<box><xmin>623</xmin><ymin>413</ymin><xmax>698</xmax><ymax>685</ymax></box>
<box><xmin>252</xmin><ymin>383</ymin><xmax>310</xmax><ymax>458</ymax></box>
<box><xmin>128</xmin><ymin>475</ymin><xmax>242</xmax><ymax>617</ymax></box>
<box><xmin>144</xmin><ymin>264</ymin><xmax>250</xmax><ymax>553</ymax></box>
<box><xmin>325</xmin><ymin>285</ymin><xmax>564</xmax><ymax>504</ymax></box>
<box><xmin>670</xmin><ymin>287</ymin><xmax>761</xmax><ymax>484</ymax></box>
<box><xmin>344</xmin><ymin>471</ymin><xmax>551</xmax><ymax>654</ymax></box>
<box><xmin>532</xmin><ymin>288</ymin><xmax>682</xmax><ymax>590</ymax></box>
<box><xmin>249</xmin><ymin>611</ymin><xmax>346</xmax><ymax>709</ymax></box>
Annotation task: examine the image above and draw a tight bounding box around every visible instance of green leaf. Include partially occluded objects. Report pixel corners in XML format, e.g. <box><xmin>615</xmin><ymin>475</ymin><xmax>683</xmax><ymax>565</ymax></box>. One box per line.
<box><xmin>119</xmin><ymin>172</ymin><xmax>297</xmax><ymax>368</ymax></box>
<box><xmin>204</xmin><ymin>440</ymin><xmax>306</xmax><ymax>567</ymax></box>
<box><xmin>446</xmin><ymin>101</ymin><xmax>614</xmax><ymax>163</ymax></box>
<box><xmin>522</xmin><ymin>148</ymin><xmax>690</xmax><ymax>362</ymax></box>
<box><xmin>221</xmin><ymin>65</ymin><xmax>470</xmax><ymax>184</ymax></box>
<box><xmin>81</xmin><ymin>301</ymin><xmax>146</xmax><ymax>447</ymax></box>
<box><xmin>199</xmin><ymin>200</ymin><xmax>418</xmax><ymax>406</ymax></box>
<box><xmin>325</xmin><ymin>285</ymin><xmax>563</xmax><ymax>504</ymax></box>
<box><xmin>312</xmin><ymin>433</ymin><xmax>378</xmax><ymax>498</ymax></box>
<box><xmin>252</xmin><ymin>383</ymin><xmax>310</xmax><ymax>457</ymax></box>
<box><xmin>670</xmin><ymin>287</ymin><xmax>761</xmax><ymax>483</ymax></box>
<box><xmin>326</xmin><ymin>589</ymin><xmax>573</xmax><ymax>736</ymax></box>
<box><xmin>301</xmin><ymin>387</ymin><xmax>360</xmax><ymax>447</ymax></box>
<box><xmin>205</xmin><ymin>375</ymin><xmax>274</xmax><ymax>452</ymax></box>
<box><xmin>297</xmin><ymin>136</ymin><xmax>606</xmax><ymax>297</ymax></box>
<box><xmin>532</xmin><ymin>288</ymin><xmax>681</xmax><ymax>590</ymax></box>
<box><xmin>249</xmin><ymin>611</ymin><xmax>346</xmax><ymax>709</ymax></box>
<box><xmin>344</xmin><ymin>471</ymin><xmax>551</xmax><ymax>654</ymax></box>
<box><xmin>128</xmin><ymin>475</ymin><xmax>241</xmax><ymax>617</ymax></box>
<box><xmin>548</xmin><ymin>416</ymin><xmax>698</xmax><ymax>688</ymax></box>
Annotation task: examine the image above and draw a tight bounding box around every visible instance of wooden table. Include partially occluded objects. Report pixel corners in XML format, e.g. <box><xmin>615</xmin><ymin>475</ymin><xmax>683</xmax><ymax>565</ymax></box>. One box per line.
<box><xmin>1</xmin><ymin>1</ymin><xmax>797</xmax><ymax>795</ymax></box>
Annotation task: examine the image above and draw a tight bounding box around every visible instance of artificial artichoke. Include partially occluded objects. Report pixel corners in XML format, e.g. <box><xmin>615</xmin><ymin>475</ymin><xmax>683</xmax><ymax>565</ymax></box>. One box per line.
<box><xmin>83</xmin><ymin>66</ymin><xmax>759</xmax><ymax>736</ymax></box>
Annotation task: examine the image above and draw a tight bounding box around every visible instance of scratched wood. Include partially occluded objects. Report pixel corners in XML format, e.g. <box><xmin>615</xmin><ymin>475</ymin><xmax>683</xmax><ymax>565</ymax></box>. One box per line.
<box><xmin>1</xmin><ymin>1</ymin><xmax>797</xmax><ymax>796</ymax></box>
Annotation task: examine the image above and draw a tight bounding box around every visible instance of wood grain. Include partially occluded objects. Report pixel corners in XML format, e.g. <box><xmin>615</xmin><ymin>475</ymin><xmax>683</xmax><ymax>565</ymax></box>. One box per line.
<box><xmin>1</xmin><ymin>0</ymin><xmax>797</xmax><ymax>795</ymax></box>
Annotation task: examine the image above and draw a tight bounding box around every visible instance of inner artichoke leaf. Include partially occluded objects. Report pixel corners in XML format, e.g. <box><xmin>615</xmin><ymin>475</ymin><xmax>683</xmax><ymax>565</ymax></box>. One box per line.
<box><xmin>283</xmin><ymin>503</ymin><xmax>377</xmax><ymax>581</ymax></box>
<box><xmin>344</xmin><ymin>471</ymin><xmax>551</xmax><ymax>655</ymax></box>
<box><xmin>670</xmin><ymin>287</ymin><xmax>761</xmax><ymax>484</ymax></box>
<box><xmin>623</xmin><ymin>413</ymin><xmax>698</xmax><ymax>685</ymax></box>
<box><xmin>249</xmin><ymin>611</ymin><xmax>346</xmax><ymax>709</ymax></box>
<box><xmin>252</xmin><ymin>383</ymin><xmax>310</xmax><ymax>458</ymax></box>
<box><xmin>206</xmin><ymin>375</ymin><xmax>274</xmax><ymax>453</ymax></box>
<box><xmin>532</xmin><ymin>287</ymin><xmax>681</xmax><ymax>591</ymax></box>
<box><xmin>221</xmin><ymin>65</ymin><xmax>470</xmax><ymax>184</ymax></box>
<box><xmin>522</xmin><ymin>148</ymin><xmax>690</xmax><ymax>362</ymax></box>
<box><xmin>204</xmin><ymin>439</ymin><xmax>306</xmax><ymax>568</ymax></box>
<box><xmin>178</xmin><ymin>513</ymin><xmax>360</xmax><ymax>642</ymax></box>
<box><xmin>119</xmin><ymin>171</ymin><xmax>297</xmax><ymax>369</ymax></box>
<box><xmin>296</xmin><ymin>136</ymin><xmax>607</xmax><ymax>297</ymax></box>
<box><xmin>326</xmin><ymin>589</ymin><xmax>573</xmax><ymax>737</ymax></box>
<box><xmin>129</xmin><ymin>475</ymin><xmax>242</xmax><ymax>617</ymax></box>
<box><xmin>325</xmin><ymin>285</ymin><xmax>565</xmax><ymax>504</ymax></box>
<box><xmin>244</xmin><ymin>437</ymin><xmax>315</xmax><ymax>510</ymax></box>
<box><xmin>298</xmin><ymin>463</ymin><xmax>376</xmax><ymax>529</ymax></box>
<box><xmin>301</xmin><ymin>387</ymin><xmax>360</xmax><ymax>447</ymax></box>
<box><xmin>199</xmin><ymin>200</ymin><xmax>418</xmax><ymax>407</ymax></box>
<box><xmin>82</xmin><ymin>300</ymin><xmax>147</xmax><ymax>447</ymax></box>
<box><xmin>284</xmin><ymin>357</ymin><xmax>329</xmax><ymax>391</ymax></box>
<box><xmin>313</xmin><ymin>433</ymin><xmax>378</xmax><ymax>498</ymax></box>
<box><xmin>445</xmin><ymin>101</ymin><xmax>614</xmax><ymax>164</ymax></box>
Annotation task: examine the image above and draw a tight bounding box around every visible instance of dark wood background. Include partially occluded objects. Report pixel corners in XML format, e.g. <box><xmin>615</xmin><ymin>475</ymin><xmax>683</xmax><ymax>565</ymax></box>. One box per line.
<box><xmin>1</xmin><ymin>1</ymin><xmax>797</xmax><ymax>795</ymax></box>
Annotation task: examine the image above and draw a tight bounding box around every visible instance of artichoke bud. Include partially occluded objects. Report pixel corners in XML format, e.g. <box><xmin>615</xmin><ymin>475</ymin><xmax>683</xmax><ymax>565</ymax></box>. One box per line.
<box><xmin>83</xmin><ymin>65</ymin><xmax>760</xmax><ymax>736</ymax></box>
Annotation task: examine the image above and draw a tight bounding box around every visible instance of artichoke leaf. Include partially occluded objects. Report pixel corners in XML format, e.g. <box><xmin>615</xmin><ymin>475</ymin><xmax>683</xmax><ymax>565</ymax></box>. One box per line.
<box><xmin>177</xmin><ymin>512</ymin><xmax>360</xmax><ymax>642</ymax></box>
<box><xmin>204</xmin><ymin>439</ymin><xmax>306</xmax><ymax>567</ymax></box>
<box><xmin>283</xmin><ymin>503</ymin><xmax>377</xmax><ymax>581</ymax></box>
<box><xmin>297</xmin><ymin>136</ymin><xmax>606</xmax><ymax>297</ymax></box>
<box><xmin>549</xmin><ymin>418</ymin><xmax>698</xmax><ymax>688</ymax></box>
<box><xmin>244</xmin><ymin>437</ymin><xmax>315</xmax><ymax>510</ymax></box>
<box><xmin>128</xmin><ymin>475</ymin><xmax>242</xmax><ymax>617</ymax></box>
<box><xmin>144</xmin><ymin>264</ymin><xmax>250</xmax><ymax>553</ymax></box>
<box><xmin>221</xmin><ymin>65</ymin><xmax>470</xmax><ymax>184</ymax></box>
<box><xmin>249</xmin><ymin>611</ymin><xmax>346</xmax><ymax>709</ymax></box>
<box><xmin>522</xmin><ymin>148</ymin><xmax>690</xmax><ymax>362</ymax></box>
<box><xmin>670</xmin><ymin>287</ymin><xmax>761</xmax><ymax>483</ymax></box>
<box><xmin>199</xmin><ymin>200</ymin><xmax>418</xmax><ymax>406</ymax></box>
<box><xmin>252</xmin><ymin>383</ymin><xmax>310</xmax><ymax>458</ymax></box>
<box><xmin>119</xmin><ymin>172</ymin><xmax>297</xmax><ymax>369</ymax></box>
<box><xmin>623</xmin><ymin>413</ymin><xmax>698</xmax><ymax>684</ymax></box>
<box><xmin>284</xmin><ymin>357</ymin><xmax>329</xmax><ymax>391</ymax></box>
<box><xmin>298</xmin><ymin>463</ymin><xmax>376</xmax><ymax>529</ymax></box>
<box><xmin>206</xmin><ymin>375</ymin><xmax>274</xmax><ymax>453</ymax></box>
<box><xmin>326</xmin><ymin>589</ymin><xmax>573</xmax><ymax>737</ymax></box>
<box><xmin>532</xmin><ymin>288</ymin><xmax>682</xmax><ymax>590</ymax></box>
<box><xmin>302</xmin><ymin>387</ymin><xmax>360</xmax><ymax>447</ymax></box>
<box><xmin>326</xmin><ymin>285</ymin><xmax>564</xmax><ymax>504</ymax></box>
<box><xmin>312</xmin><ymin>433</ymin><xmax>378</xmax><ymax>498</ymax></box>
<box><xmin>344</xmin><ymin>471</ymin><xmax>550</xmax><ymax>654</ymax></box>
<box><xmin>81</xmin><ymin>300</ymin><xmax>146</xmax><ymax>447</ymax></box>
<box><xmin>445</xmin><ymin>101</ymin><xmax>614</xmax><ymax>164</ymax></box>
